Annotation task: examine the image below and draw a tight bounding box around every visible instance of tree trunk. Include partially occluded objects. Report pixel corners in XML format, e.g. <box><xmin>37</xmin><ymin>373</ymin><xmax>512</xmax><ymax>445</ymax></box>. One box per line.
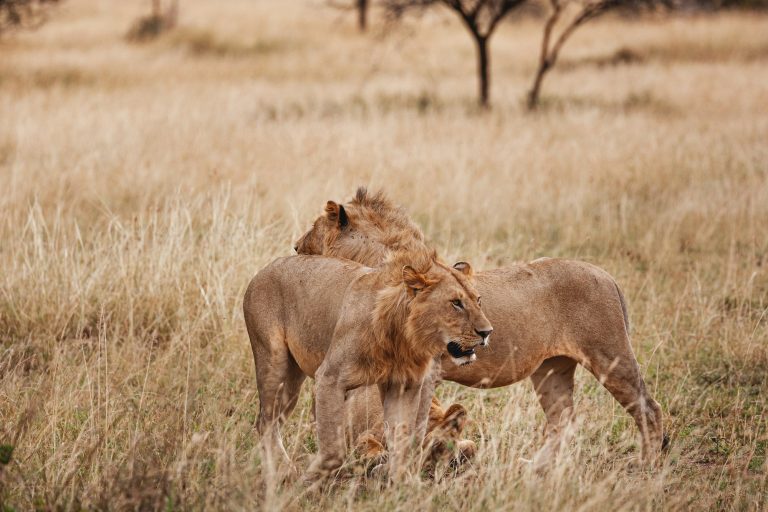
<box><xmin>527</xmin><ymin>4</ymin><xmax>561</xmax><ymax>111</ymax></box>
<box><xmin>357</xmin><ymin>0</ymin><xmax>368</xmax><ymax>32</ymax></box>
<box><xmin>527</xmin><ymin>59</ymin><xmax>549</xmax><ymax>110</ymax></box>
<box><xmin>475</xmin><ymin>35</ymin><xmax>489</xmax><ymax>108</ymax></box>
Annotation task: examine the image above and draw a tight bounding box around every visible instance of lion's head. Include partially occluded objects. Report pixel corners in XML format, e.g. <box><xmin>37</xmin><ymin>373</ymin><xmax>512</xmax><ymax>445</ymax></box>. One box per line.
<box><xmin>297</xmin><ymin>188</ymin><xmax>492</xmax><ymax>369</ymax></box>
<box><xmin>295</xmin><ymin>187</ymin><xmax>423</xmax><ymax>267</ymax></box>
<box><xmin>374</xmin><ymin>251</ymin><xmax>493</xmax><ymax>370</ymax></box>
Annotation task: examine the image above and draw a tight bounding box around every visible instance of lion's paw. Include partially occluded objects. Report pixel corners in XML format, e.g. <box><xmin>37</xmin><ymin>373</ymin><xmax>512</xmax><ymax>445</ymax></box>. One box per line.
<box><xmin>303</xmin><ymin>455</ymin><xmax>343</xmax><ymax>485</ymax></box>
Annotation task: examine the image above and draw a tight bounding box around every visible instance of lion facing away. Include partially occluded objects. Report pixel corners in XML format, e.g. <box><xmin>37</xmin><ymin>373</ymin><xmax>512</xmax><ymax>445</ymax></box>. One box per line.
<box><xmin>296</xmin><ymin>188</ymin><xmax>667</xmax><ymax>466</ymax></box>
<box><xmin>243</xmin><ymin>246</ymin><xmax>492</xmax><ymax>481</ymax></box>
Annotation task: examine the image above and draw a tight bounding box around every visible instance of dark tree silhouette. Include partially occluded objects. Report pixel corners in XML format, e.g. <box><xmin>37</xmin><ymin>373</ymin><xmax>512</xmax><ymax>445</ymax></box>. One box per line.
<box><xmin>126</xmin><ymin>0</ymin><xmax>179</xmax><ymax>42</ymax></box>
<box><xmin>527</xmin><ymin>0</ymin><xmax>667</xmax><ymax>109</ymax></box>
<box><xmin>328</xmin><ymin>0</ymin><xmax>370</xmax><ymax>31</ymax></box>
<box><xmin>0</xmin><ymin>0</ymin><xmax>61</xmax><ymax>35</ymax></box>
<box><xmin>385</xmin><ymin>0</ymin><xmax>526</xmax><ymax>107</ymax></box>
<box><xmin>358</xmin><ymin>0</ymin><xmax>369</xmax><ymax>30</ymax></box>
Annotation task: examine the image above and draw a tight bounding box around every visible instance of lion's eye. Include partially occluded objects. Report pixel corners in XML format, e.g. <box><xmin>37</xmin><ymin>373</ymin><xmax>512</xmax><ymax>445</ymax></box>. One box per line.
<box><xmin>477</xmin><ymin>297</ymin><xmax>482</xmax><ymax>307</ymax></box>
<box><xmin>452</xmin><ymin>299</ymin><xmax>464</xmax><ymax>310</ymax></box>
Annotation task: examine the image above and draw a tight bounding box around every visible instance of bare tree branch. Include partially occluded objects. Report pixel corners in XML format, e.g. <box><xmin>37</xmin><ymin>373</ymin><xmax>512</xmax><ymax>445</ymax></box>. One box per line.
<box><xmin>382</xmin><ymin>0</ymin><xmax>525</xmax><ymax>107</ymax></box>
<box><xmin>125</xmin><ymin>0</ymin><xmax>179</xmax><ymax>43</ymax></box>
<box><xmin>327</xmin><ymin>0</ymin><xmax>370</xmax><ymax>31</ymax></box>
<box><xmin>527</xmin><ymin>0</ymin><xmax>669</xmax><ymax>109</ymax></box>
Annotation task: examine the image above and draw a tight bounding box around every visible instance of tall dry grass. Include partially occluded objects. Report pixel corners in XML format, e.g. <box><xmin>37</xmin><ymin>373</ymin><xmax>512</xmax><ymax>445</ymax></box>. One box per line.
<box><xmin>1</xmin><ymin>0</ymin><xmax>767</xmax><ymax>509</ymax></box>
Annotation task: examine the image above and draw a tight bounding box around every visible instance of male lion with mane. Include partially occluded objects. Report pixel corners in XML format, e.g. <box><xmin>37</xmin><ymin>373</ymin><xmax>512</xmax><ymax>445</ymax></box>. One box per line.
<box><xmin>296</xmin><ymin>188</ymin><xmax>667</xmax><ymax>467</ymax></box>
<box><xmin>244</xmin><ymin>243</ymin><xmax>492</xmax><ymax>481</ymax></box>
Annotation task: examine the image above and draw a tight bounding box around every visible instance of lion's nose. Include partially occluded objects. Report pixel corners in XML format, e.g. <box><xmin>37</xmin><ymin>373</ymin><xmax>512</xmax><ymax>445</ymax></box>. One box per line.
<box><xmin>476</xmin><ymin>329</ymin><xmax>492</xmax><ymax>345</ymax></box>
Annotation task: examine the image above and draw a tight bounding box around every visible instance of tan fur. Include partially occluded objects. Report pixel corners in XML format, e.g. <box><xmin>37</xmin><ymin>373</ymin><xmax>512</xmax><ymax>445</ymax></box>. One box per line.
<box><xmin>297</xmin><ymin>192</ymin><xmax>481</xmax><ymax>467</ymax></box>
<box><xmin>345</xmin><ymin>388</ymin><xmax>475</xmax><ymax>472</ymax></box>
<box><xmin>296</xmin><ymin>188</ymin><xmax>666</xmax><ymax>464</ymax></box>
<box><xmin>295</xmin><ymin>188</ymin><xmax>427</xmax><ymax>266</ymax></box>
<box><xmin>244</xmin><ymin>243</ymin><xmax>491</xmax><ymax>481</ymax></box>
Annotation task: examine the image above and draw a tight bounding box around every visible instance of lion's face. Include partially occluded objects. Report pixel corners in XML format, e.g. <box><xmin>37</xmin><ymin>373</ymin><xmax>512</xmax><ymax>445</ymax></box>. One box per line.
<box><xmin>295</xmin><ymin>199</ymin><xmax>396</xmax><ymax>267</ymax></box>
<box><xmin>295</xmin><ymin>200</ymin><xmax>348</xmax><ymax>256</ymax></box>
<box><xmin>403</xmin><ymin>262</ymin><xmax>493</xmax><ymax>366</ymax></box>
<box><xmin>294</xmin><ymin>215</ymin><xmax>327</xmax><ymax>255</ymax></box>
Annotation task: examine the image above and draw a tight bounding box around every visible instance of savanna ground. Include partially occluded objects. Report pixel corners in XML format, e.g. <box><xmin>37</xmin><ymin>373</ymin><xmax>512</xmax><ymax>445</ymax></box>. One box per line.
<box><xmin>1</xmin><ymin>0</ymin><xmax>767</xmax><ymax>509</ymax></box>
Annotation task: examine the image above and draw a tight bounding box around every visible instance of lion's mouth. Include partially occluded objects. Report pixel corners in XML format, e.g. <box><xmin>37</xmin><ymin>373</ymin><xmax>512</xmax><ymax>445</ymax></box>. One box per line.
<box><xmin>447</xmin><ymin>341</ymin><xmax>476</xmax><ymax>359</ymax></box>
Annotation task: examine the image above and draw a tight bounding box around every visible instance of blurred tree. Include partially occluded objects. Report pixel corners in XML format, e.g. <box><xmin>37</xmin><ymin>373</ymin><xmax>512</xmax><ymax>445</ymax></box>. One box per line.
<box><xmin>126</xmin><ymin>0</ymin><xmax>179</xmax><ymax>42</ymax></box>
<box><xmin>527</xmin><ymin>0</ymin><xmax>668</xmax><ymax>109</ymax></box>
<box><xmin>0</xmin><ymin>0</ymin><xmax>61</xmax><ymax>36</ymax></box>
<box><xmin>358</xmin><ymin>0</ymin><xmax>369</xmax><ymax>30</ymax></box>
<box><xmin>384</xmin><ymin>0</ymin><xmax>526</xmax><ymax>107</ymax></box>
<box><xmin>328</xmin><ymin>0</ymin><xmax>370</xmax><ymax>31</ymax></box>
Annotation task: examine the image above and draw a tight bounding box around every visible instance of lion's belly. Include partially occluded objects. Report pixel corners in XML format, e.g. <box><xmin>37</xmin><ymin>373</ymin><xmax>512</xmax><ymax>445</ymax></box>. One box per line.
<box><xmin>440</xmin><ymin>339</ymin><xmax>547</xmax><ymax>388</ymax></box>
<box><xmin>440</xmin><ymin>266</ymin><xmax>572</xmax><ymax>388</ymax></box>
<box><xmin>440</xmin><ymin>361</ymin><xmax>520</xmax><ymax>388</ymax></box>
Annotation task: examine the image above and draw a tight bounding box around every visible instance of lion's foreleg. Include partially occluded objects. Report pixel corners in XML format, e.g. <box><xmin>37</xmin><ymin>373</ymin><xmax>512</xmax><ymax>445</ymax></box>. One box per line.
<box><xmin>530</xmin><ymin>356</ymin><xmax>578</xmax><ymax>472</ymax></box>
<box><xmin>413</xmin><ymin>358</ymin><xmax>440</xmax><ymax>444</ymax></box>
<box><xmin>306</xmin><ymin>368</ymin><xmax>347</xmax><ymax>482</ymax></box>
<box><xmin>380</xmin><ymin>381</ymin><xmax>423</xmax><ymax>482</ymax></box>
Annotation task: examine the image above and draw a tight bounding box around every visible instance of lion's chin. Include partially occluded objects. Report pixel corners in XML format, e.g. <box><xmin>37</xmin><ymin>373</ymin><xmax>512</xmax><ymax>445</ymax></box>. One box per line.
<box><xmin>450</xmin><ymin>353</ymin><xmax>477</xmax><ymax>366</ymax></box>
<box><xmin>447</xmin><ymin>341</ymin><xmax>477</xmax><ymax>366</ymax></box>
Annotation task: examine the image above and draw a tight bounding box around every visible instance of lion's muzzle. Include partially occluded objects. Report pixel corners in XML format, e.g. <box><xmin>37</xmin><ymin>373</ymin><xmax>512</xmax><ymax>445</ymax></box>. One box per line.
<box><xmin>475</xmin><ymin>329</ymin><xmax>492</xmax><ymax>347</ymax></box>
<box><xmin>447</xmin><ymin>342</ymin><xmax>476</xmax><ymax>359</ymax></box>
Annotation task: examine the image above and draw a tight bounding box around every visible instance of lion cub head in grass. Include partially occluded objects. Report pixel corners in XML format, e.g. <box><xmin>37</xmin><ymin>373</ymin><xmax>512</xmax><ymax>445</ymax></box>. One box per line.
<box><xmin>354</xmin><ymin>397</ymin><xmax>476</xmax><ymax>476</ymax></box>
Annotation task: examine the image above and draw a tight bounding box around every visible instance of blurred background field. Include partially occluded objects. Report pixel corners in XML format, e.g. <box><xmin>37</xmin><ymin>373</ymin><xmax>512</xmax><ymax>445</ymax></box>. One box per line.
<box><xmin>0</xmin><ymin>0</ymin><xmax>767</xmax><ymax>509</ymax></box>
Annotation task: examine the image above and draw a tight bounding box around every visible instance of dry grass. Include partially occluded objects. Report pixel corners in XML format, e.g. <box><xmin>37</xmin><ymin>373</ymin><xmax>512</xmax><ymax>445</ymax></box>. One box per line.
<box><xmin>1</xmin><ymin>0</ymin><xmax>767</xmax><ymax>509</ymax></box>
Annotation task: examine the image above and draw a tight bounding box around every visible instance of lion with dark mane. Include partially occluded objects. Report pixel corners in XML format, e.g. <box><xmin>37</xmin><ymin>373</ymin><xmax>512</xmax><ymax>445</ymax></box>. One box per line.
<box><xmin>296</xmin><ymin>188</ymin><xmax>667</xmax><ymax>467</ymax></box>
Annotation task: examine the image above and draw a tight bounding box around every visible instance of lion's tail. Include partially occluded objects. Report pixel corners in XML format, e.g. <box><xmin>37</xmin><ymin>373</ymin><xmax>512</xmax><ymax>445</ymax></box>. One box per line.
<box><xmin>614</xmin><ymin>280</ymin><xmax>631</xmax><ymax>336</ymax></box>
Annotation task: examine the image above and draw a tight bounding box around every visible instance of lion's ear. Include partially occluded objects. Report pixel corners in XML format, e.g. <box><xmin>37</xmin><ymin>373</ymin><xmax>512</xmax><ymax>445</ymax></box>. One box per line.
<box><xmin>453</xmin><ymin>261</ymin><xmax>473</xmax><ymax>277</ymax></box>
<box><xmin>402</xmin><ymin>265</ymin><xmax>428</xmax><ymax>292</ymax></box>
<box><xmin>338</xmin><ymin>205</ymin><xmax>349</xmax><ymax>228</ymax></box>
<box><xmin>325</xmin><ymin>201</ymin><xmax>349</xmax><ymax>229</ymax></box>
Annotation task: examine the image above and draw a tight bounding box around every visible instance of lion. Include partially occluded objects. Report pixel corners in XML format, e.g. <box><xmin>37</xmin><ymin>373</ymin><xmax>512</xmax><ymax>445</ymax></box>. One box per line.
<box><xmin>295</xmin><ymin>188</ymin><xmax>668</xmax><ymax>466</ymax></box>
<box><xmin>243</xmin><ymin>245</ymin><xmax>492</xmax><ymax>481</ymax></box>
<box><xmin>346</xmin><ymin>387</ymin><xmax>476</xmax><ymax>475</ymax></box>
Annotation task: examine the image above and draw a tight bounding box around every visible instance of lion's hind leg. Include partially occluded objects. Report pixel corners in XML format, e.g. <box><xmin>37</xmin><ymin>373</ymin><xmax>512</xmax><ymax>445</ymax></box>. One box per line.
<box><xmin>252</xmin><ymin>330</ymin><xmax>306</xmax><ymax>468</ymax></box>
<box><xmin>583</xmin><ymin>345</ymin><xmax>664</xmax><ymax>464</ymax></box>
